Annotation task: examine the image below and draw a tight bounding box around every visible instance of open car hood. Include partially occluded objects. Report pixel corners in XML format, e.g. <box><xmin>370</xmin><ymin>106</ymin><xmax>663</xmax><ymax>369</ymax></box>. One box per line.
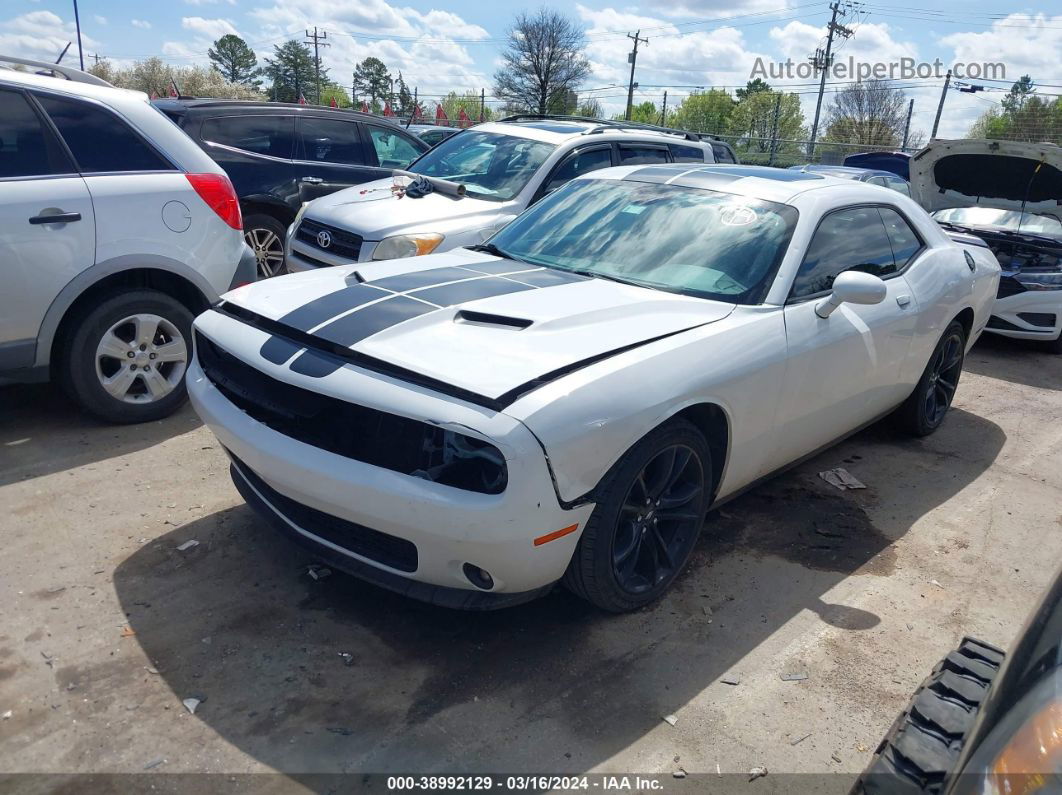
<box><xmin>910</xmin><ymin>139</ymin><xmax>1062</xmax><ymax>215</ymax></box>
<box><xmin>221</xmin><ymin>250</ymin><xmax>734</xmax><ymax>407</ymax></box>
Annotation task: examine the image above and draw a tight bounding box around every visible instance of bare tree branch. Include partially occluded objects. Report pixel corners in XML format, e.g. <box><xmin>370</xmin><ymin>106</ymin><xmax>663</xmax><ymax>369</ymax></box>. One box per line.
<box><xmin>493</xmin><ymin>9</ymin><xmax>591</xmax><ymax>115</ymax></box>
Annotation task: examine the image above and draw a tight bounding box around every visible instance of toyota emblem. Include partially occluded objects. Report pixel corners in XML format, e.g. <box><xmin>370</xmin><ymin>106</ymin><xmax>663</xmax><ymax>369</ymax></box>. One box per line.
<box><xmin>316</xmin><ymin>230</ymin><xmax>332</xmax><ymax>248</ymax></box>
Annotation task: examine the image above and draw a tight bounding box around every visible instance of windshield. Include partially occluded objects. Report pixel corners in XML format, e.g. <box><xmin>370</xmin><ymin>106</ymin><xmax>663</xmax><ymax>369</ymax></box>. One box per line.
<box><xmin>489</xmin><ymin>178</ymin><xmax>799</xmax><ymax>304</ymax></box>
<box><xmin>933</xmin><ymin>207</ymin><xmax>1062</xmax><ymax>238</ymax></box>
<box><xmin>408</xmin><ymin>131</ymin><xmax>554</xmax><ymax>202</ymax></box>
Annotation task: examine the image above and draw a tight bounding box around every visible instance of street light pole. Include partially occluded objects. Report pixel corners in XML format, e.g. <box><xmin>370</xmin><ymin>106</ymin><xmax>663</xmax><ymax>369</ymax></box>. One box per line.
<box><xmin>72</xmin><ymin>0</ymin><xmax>85</xmax><ymax>71</ymax></box>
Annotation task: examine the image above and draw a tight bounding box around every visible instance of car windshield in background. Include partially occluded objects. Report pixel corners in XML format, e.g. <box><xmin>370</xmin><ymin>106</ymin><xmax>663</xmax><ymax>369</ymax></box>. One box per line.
<box><xmin>408</xmin><ymin>131</ymin><xmax>554</xmax><ymax>201</ymax></box>
<box><xmin>933</xmin><ymin>207</ymin><xmax>1062</xmax><ymax>238</ymax></box>
<box><xmin>489</xmin><ymin>179</ymin><xmax>799</xmax><ymax>304</ymax></box>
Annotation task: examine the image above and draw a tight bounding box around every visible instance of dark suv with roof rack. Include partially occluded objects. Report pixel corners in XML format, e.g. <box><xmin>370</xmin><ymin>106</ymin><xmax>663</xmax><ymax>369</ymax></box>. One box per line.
<box><xmin>154</xmin><ymin>99</ymin><xmax>429</xmax><ymax>277</ymax></box>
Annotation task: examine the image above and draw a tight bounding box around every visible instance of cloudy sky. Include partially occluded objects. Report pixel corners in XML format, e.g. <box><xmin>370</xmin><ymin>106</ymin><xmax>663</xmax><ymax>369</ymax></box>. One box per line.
<box><xmin>3</xmin><ymin>0</ymin><xmax>1060</xmax><ymax>138</ymax></box>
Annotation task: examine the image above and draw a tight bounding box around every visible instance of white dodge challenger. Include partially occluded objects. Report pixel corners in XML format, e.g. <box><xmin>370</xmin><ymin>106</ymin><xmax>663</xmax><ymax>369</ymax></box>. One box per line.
<box><xmin>188</xmin><ymin>164</ymin><xmax>1000</xmax><ymax>612</ymax></box>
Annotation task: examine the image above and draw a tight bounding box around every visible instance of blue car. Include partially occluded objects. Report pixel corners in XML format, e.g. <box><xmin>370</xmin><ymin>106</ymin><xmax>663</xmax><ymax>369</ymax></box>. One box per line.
<box><xmin>787</xmin><ymin>164</ymin><xmax>911</xmax><ymax>196</ymax></box>
<box><xmin>844</xmin><ymin>150</ymin><xmax>912</xmax><ymax>180</ymax></box>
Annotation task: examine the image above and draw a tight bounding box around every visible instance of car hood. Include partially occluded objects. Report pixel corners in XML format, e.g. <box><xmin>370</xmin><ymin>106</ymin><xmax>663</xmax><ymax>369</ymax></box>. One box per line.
<box><xmin>911</xmin><ymin>139</ymin><xmax>1062</xmax><ymax>214</ymax></box>
<box><xmin>303</xmin><ymin>177</ymin><xmax>508</xmax><ymax>240</ymax></box>
<box><xmin>221</xmin><ymin>250</ymin><xmax>734</xmax><ymax>405</ymax></box>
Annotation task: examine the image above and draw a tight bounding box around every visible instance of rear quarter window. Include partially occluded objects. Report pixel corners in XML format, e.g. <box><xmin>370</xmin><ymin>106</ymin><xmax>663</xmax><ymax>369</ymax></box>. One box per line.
<box><xmin>201</xmin><ymin>115</ymin><xmax>294</xmax><ymax>159</ymax></box>
<box><xmin>669</xmin><ymin>143</ymin><xmax>706</xmax><ymax>163</ymax></box>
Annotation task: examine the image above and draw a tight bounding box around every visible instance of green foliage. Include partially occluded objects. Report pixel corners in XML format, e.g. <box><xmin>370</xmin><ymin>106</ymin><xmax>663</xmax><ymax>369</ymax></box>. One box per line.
<box><xmin>319</xmin><ymin>83</ymin><xmax>352</xmax><ymax>108</ymax></box>
<box><xmin>438</xmin><ymin>90</ymin><xmax>491</xmax><ymax>124</ymax></box>
<box><xmin>613</xmin><ymin>100</ymin><xmax>660</xmax><ymax>124</ymax></box>
<box><xmin>577</xmin><ymin>98</ymin><xmax>603</xmax><ymax>119</ymax></box>
<box><xmin>668</xmin><ymin>90</ymin><xmax>736</xmax><ymax>134</ymax></box>
<box><xmin>728</xmin><ymin>90</ymin><xmax>805</xmax><ymax>152</ymax></box>
<box><xmin>395</xmin><ymin>72</ymin><xmax>414</xmax><ymax>116</ymax></box>
<box><xmin>735</xmin><ymin>79</ymin><xmax>771</xmax><ymax>101</ymax></box>
<box><xmin>263</xmin><ymin>40</ymin><xmax>321</xmax><ymax>103</ymax></box>
<box><xmin>968</xmin><ymin>94</ymin><xmax>1061</xmax><ymax>144</ymax></box>
<box><xmin>208</xmin><ymin>34</ymin><xmax>259</xmax><ymax>87</ymax></box>
<box><xmin>353</xmin><ymin>57</ymin><xmax>391</xmax><ymax>112</ymax></box>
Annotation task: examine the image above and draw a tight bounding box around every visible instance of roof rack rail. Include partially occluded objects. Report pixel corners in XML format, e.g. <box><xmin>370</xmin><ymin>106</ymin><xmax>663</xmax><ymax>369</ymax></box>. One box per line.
<box><xmin>496</xmin><ymin>114</ymin><xmax>704</xmax><ymax>142</ymax></box>
<box><xmin>0</xmin><ymin>54</ymin><xmax>113</xmax><ymax>87</ymax></box>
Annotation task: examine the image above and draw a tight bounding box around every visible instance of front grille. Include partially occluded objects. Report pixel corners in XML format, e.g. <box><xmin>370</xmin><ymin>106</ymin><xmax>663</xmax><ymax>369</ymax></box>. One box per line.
<box><xmin>195</xmin><ymin>331</ymin><xmax>507</xmax><ymax>494</ymax></box>
<box><xmin>231</xmin><ymin>453</ymin><xmax>418</xmax><ymax>572</ymax></box>
<box><xmin>296</xmin><ymin>218</ymin><xmax>363</xmax><ymax>261</ymax></box>
<box><xmin>997</xmin><ymin>276</ymin><xmax>1027</xmax><ymax>299</ymax></box>
<box><xmin>1017</xmin><ymin>312</ymin><xmax>1057</xmax><ymax>328</ymax></box>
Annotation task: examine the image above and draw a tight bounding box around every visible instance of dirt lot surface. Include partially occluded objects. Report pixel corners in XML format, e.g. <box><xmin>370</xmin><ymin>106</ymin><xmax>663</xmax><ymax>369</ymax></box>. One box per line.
<box><xmin>1</xmin><ymin>334</ymin><xmax>1060</xmax><ymax>791</ymax></box>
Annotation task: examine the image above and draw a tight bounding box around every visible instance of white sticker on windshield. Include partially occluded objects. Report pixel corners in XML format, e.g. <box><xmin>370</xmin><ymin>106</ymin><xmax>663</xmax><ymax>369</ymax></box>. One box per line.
<box><xmin>622</xmin><ymin>205</ymin><xmax>647</xmax><ymax>215</ymax></box>
<box><xmin>720</xmin><ymin>205</ymin><xmax>757</xmax><ymax>226</ymax></box>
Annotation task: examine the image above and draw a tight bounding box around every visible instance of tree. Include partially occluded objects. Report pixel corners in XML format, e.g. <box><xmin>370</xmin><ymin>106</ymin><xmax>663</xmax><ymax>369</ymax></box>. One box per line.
<box><xmin>577</xmin><ymin>98</ymin><xmax>603</xmax><ymax>118</ymax></box>
<box><xmin>208</xmin><ymin>34</ymin><xmax>259</xmax><ymax>87</ymax></box>
<box><xmin>735</xmin><ymin>78</ymin><xmax>771</xmax><ymax>101</ymax></box>
<box><xmin>728</xmin><ymin>90</ymin><xmax>805</xmax><ymax>154</ymax></box>
<box><xmin>319</xmin><ymin>82</ymin><xmax>351</xmax><ymax>109</ymax></box>
<box><xmin>1001</xmin><ymin>75</ymin><xmax>1036</xmax><ymax>115</ymax></box>
<box><xmin>612</xmin><ymin>100</ymin><xmax>658</xmax><ymax>124</ymax></box>
<box><xmin>263</xmin><ymin>40</ymin><xmax>319</xmax><ymax>103</ymax></box>
<box><xmin>968</xmin><ymin>95</ymin><xmax>1061</xmax><ymax>143</ymax></box>
<box><xmin>439</xmin><ymin>90</ymin><xmax>491</xmax><ymax>124</ymax></box>
<box><xmin>822</xmin><ymin>79</ymin><xmax>907</xmax><ymax>147</ymax></box>
<box><xmin>668</xmin><ymin>90</ymin><xmax>735</xmax><ymax>134</ymax></box>
<box><xmin>88</xmin><ymin>56</ymin><xmax>261</xmax><ymax>99</ymax></box>
<box><xmin>493</xmin><ymin>9</ymin><xmax>591</xmax><ymax>115</ymax></box>
<box><xmin>353</xmin><ymin>57</ymin><xmax>391</xmax><ymax>112</ymax></box>
<box><xmin>395</xmin><ymin>72</ymin><xmax>414</xmax><ymax>116</ymax></box>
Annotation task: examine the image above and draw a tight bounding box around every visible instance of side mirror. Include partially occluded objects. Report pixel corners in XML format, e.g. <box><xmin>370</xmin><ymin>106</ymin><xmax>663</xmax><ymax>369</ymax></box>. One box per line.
<box><xmin>815</xmin><ymin>271</ymin><xmax>887</xmax><ymax>318</ymax></box>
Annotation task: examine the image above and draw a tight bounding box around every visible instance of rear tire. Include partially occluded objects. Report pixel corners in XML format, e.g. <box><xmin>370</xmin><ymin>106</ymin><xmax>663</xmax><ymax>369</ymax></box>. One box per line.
<box><xmin>896</xmin><ymin>321</ymin><xmax>966</xmax><ymax>437</ymax></box>
<box><xmin>59</xmin><ymin>289</ymin><xmax>193</xmax><ymax>424</ymax></box>
<box><xmin>563</xmin><ymin>418</ymin><xmax>712</xmax><ymax>612</ymax></box>
<box><xmin>244</xmin><ymin>214</ymin><xmax>288</xmax><ymax>278</ymax></box>
<box><xmin>853</xmin><ymin>637</ymin><xmax>1004</xmax><ymax>794</ymax></box>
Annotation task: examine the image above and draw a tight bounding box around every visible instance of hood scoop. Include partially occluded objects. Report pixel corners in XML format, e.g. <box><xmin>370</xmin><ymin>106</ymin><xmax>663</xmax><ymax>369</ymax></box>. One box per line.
<box><xmin>454</xmin><ymin>310</ymin><xmax>533</xmax><ymax>330</ymax></box>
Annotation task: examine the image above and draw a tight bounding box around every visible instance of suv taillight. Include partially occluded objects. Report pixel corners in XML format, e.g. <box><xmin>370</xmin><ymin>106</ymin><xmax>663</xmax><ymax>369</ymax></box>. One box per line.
<box><xmin>186</xmin><ymin>173</ymin><xmax>242</xmax><ymax>230</ymax></box>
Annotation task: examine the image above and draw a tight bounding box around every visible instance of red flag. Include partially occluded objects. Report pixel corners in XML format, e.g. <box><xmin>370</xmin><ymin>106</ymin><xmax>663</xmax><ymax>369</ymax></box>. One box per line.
<box><xmin>360</xmin><ymin>101</ymin><xmax>369</xmax><ymax>113</ymax></box>
<box><xmin>168</xmin><ymin>80</ymin><xmax>178</xmax><ymax>98</ymax></box>
<box><xmin>458</xmin><ymin>108</ymin><xmax>471</xmax><ymax>128</ymax></box>
<box><xmin>383</xmin><ymin>102</ymin><xmax>395</xmax><ymax>117</ymax></box>
<box><xmin>297</xmin><ymin>92</ymin><xmax>307</xmax><ymax>105</ymax></box>
<box><xmin>413</xmin><ymin>103</ymin><xmax>422</xmax><ymax>122</ymax></box>
<box><xmin>330</xmin><ymin>96</ymin><xmax>338</xmax><ymax>108</ymax></box>
<box><xmin>435</xmin><ymin>104</ymin><xmax>448</xmax><ymax>123</ymax></box>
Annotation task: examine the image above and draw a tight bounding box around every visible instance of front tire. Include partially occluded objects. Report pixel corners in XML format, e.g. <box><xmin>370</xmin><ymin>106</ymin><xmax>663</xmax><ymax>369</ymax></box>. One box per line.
<box><xmin>563</xmin><ymin>418</ymin><xmax>711</xmax><ymax>612</ymax></box>
<box><xmin>896</xmin><ymin>320</ymin><xmax>966</xmax><ymax>437</ymax></box>
<box><xmin>244</xmin><ymin>213</ymin><xmax>288</xmax><ymax>278</ymax></box>
<box><xmin>59</xmin><ymin>289</ymin><xmax>193</xmax><ymax>424</ymax></box>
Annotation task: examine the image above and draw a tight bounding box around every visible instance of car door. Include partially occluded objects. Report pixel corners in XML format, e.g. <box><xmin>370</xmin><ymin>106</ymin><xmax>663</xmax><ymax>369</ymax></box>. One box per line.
<box><xmin>198</xmin><ymin>113</ymin><xmax>296</xmax><ymax>213</ymax></box>
<box><xmin>0</xmin><ymin>87</ymin><xmax>94</xmax><ymax>368</ymax></box>
<box><xmin>532</xmin><ymin>144</ymin><xmax>614</xmax><ymax>203</ymax></box>
<box><xmin>295</xmin><ymin>115</ymin><xmax>384</xmax><ymax>203</ymax></box>
<box><xmin>774</xmin><ymin>205</ymin><xmax>919</xmax><ymax>463</ymax></box>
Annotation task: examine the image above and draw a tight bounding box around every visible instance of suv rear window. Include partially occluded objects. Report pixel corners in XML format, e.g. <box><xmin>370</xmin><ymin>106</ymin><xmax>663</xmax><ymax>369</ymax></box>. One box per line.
<box><xmin>711</xmin><ymin>143</ymin><xmax>737</xmax><ymax>164</ymax></box>
<box><xmin>35</xmin><ymin>94</ymin><xmax>172</xmax><ymax>173</ymax></box>
<box><xmin>0</xmin><ymin>89</ymin><xmax>73</xmax><ymax>178</ymax></box>
<box><xmin>618</xmin><ymin>145</ymin><xmax>670</xmax><ymax>165</ymax></box>
<box><xmin>201</xmin><ymin>115</ymin><xmax>294</xmax><ymax>159</ymax></box>
<box><xmin>669</xmin><ymin>143</ymin><xmax>705</xmax><ymax>163</ymax></box>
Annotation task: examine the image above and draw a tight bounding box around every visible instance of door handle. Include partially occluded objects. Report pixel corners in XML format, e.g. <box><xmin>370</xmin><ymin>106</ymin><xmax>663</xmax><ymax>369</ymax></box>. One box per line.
<box><xmin>300</xmin><ymin>176</ymin><xmax>324</xmax><ymax>184</ymax></box>
<box><xmin>29</xmin><ymin>212</ymin><xmax>81</xmax><ymax>225</ymax></box>
<box><xmin>896</xmin><ymin>294</ymin><xmax>911</xmax><ymax>307</ymax></box>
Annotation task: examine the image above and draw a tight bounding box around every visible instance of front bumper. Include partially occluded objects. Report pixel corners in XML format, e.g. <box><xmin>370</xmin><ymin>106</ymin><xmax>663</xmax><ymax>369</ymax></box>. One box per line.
<box><xmin>187</xmin><ymin>310</ymin><xmax>592</xmax><ymax>602</ymax></box>
<box><xmin>985</xmin><ymin>289</ymin><xmax>1062</xmax><ymax>341</ymax></box>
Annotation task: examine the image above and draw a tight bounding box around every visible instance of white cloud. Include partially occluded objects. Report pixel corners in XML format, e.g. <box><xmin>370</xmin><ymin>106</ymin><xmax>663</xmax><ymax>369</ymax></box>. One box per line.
<box><xmin>940</xmin><ymin>14</ymin><xmax>1062</xmax><ymax>86</ymax></box>
<box><xmin>181</xmin><ymin>16</ymin><xmax>238</xmax><ymax>39</ymax></box>
<box><xmin>0</xmin><ymin>11</ymin><xmax>100</xmax><ymax>62</ymax></box>
<box><xmin>184</xmin><ymin>0</ymin><xmax>237</xmax><ymax>5</ymax></box>
<box><xmin>94</xmin><ymin>15</ymin><xmax>107</xmax><ymax>26</ymax></box>
<box><xmin>131</xmin><ymin>19</ymin><xmax>152</xmax><ymax>29</ymax></box>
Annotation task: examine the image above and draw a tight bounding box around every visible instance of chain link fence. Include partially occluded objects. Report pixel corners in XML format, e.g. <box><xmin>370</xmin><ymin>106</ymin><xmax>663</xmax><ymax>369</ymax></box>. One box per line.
<box><xmin>690</xmin><ymin>132</ymin><xmax>920</xmax><ymax>167</ymax></box>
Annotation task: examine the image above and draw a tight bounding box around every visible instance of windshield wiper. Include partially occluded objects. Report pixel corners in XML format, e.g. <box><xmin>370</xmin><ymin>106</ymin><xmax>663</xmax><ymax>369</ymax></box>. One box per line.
<box><xmin>566</xmin><ymin>268</ymin><xmax>659</xmax><ymax>291</ymax></box>
<box><xmin>466</xmin><ymin>242</ymin><xmax>529</xmax><ymax>262</ymax></box>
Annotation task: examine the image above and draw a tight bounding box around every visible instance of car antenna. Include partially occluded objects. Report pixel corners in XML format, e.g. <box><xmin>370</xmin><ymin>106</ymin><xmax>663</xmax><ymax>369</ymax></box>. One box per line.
<box><xmin>1016</xmin><ymin>157</ymin><xmax>1045</xmax><ymax>234</ymax></box>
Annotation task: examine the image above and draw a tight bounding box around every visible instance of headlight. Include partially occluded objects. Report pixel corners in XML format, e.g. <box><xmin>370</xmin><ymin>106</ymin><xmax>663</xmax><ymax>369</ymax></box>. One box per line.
<box><xmin>1014</xmin><ymin>272</ymin><xmax>1062</xmax><ymax>291</ymax></box>
<box><xmin>372</xmin><ymin>233</ymin><xmax>444</xmax><ymax>260</ymax></box>
<box><xmin>412</xmin><ymin>429</ymin><xmax>507</xmax><ymax>494</ymax></box>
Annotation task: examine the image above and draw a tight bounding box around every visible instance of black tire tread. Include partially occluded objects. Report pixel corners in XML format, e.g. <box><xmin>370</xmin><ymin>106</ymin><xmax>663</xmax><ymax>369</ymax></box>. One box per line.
<box><xmin>853</xmin><ymin>637</ymin><xmax>1005</xmax><ymax>795</ymax></box>
<box><xmin>895</xmin><ymin>320</ymin><xmax>966</xmax><ymax>437</ymax></box>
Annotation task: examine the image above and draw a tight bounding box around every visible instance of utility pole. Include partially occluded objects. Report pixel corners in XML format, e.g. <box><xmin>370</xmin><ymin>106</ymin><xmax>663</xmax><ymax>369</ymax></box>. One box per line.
<box><xmin>660</xmin><ymin>91</ymin><xmax>668</xmax><ymax>126</ymax></box>
<box><xmin>807</xmin><ymin>2</ymin><xmax>852</xmax><ymax>158</ymax></box>
<box><xmin>304</xmin><ymin>27</ymin><xmax>329</xmax><ymax>104</ymax></box>
<box><xmin>931</xmin><ymin>70</ymin><xmax>951</xmax><ymax>140</ymax></box>
<box><xmin>91</xmin><ymin>52</ymin><xmax>100</xmax><ymax>65</ymax></box>
<box><xmin>480</xmin><ymin>88</ymin><xmax>486</xmax><ymax>122</ymax></box>
<box><xmin>72</xmin><ymin>0</ymin><xmax>85</xmax><ymax>71</ymax></box>
<box><xmin>768</xmin><ymin>92</ymin><xmax>782</xmax><ymax>166</ymax></box>
<box><xmin>624</xmin><ymin>30</ymin><xmax>649</xmax><ymax>121</ymax></box>
<box><xmin>901</xmin><ymin>98</ymin><xmax>914</xmax><ymax>149</ymax></box>
<box><xmin>406</xmin><ymin>87</ymin><xmax>417</xmax><ymax>128</ymax></box>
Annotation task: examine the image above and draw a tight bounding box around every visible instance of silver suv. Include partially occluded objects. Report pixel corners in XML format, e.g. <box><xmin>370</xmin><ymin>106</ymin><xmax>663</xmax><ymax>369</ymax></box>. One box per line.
<box><xmin>287</xmin><ymin>115</ymin><xmax>738</xmax><ymax>268</ymax></box>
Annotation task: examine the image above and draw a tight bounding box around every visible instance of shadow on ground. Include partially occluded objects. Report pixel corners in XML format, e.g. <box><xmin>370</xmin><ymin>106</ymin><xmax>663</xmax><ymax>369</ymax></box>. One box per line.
<box><xmin>0</xmin><ymin>384</ymin><xmax>201</xmax><ymax>488</ymax></box>
<box><xmin>964</xmin><ymin>334</ymin><xmax>1061</xmax><ymax>390</ymax></box>
<box><xmin>107</xmin><ymin>406</ymin><xmax>1005</xmax><ymax>776</ymax></box>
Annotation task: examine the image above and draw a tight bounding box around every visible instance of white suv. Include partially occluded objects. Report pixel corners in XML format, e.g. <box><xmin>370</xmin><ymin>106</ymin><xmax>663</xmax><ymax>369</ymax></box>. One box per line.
<box><xmin>287</xmin><ymin>115</ymin><xmax>738</xmax><ymax>269</ymax></box>
<box><xmin>0</xmin><ymin>57</ymin><xmax>255</xmax><ymax>422</ymax></box>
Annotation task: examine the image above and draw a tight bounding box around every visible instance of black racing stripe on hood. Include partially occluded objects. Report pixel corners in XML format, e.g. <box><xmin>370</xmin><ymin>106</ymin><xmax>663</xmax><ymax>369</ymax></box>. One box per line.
<box><xmin>260</xmin><ymin>335</ymin><xmax>302</xmax><ymax>364</ymax></box>
<box><xmin>459</xmin><ymin>260</ymin><xmax>544</xmax><ymax>276</ymax></box>
<box><xmin>277</xmin><ymin>284</ymin><xmax>392</xmax><ymax>332</ymax></box>
<box><xmin>289</xmin><ymin>349</ymin><xmax>344</xmax><ymax>378</ymax></box>
<box><xmin>412</xmin><ymin>277</ymin><xmax>536</xmax><ymax>307</ymax></box>
<box><xmin>312</xmin><ymin>295</ymin><xmax>435</xmax><ymax>347</ymax></box>
<box><xmin>368</xmin><ymin>266</ymin><xmax>479</xmax><ymax>292</ymax></box>
<box><xmin>502</xmin><ymin>268</ymin><xmax>586</xmax><ymax>288</ymax></box>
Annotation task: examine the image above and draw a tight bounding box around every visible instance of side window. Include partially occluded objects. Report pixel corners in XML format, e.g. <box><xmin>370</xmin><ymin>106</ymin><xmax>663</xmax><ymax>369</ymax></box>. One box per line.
<box><xmin>711</xmin><ymin>143</ymin><xmax>736</xmax><ymax>164</ymax></box>
<box><xmin>867</xmin><ymin>176</ymin><xmax>888</xmax><ymax>187</ymax></box>
<box><xmin>35</xmin><ymin>93</ymin><xmax>171</xmax><ymax>173</ymax></box>
<box><xmin>669</xmin><ymin>143</ymin><xmax>705</xmax><ymax>163</ymax></box>
<box><xmin>0</xmin><ymin>89</ymin><xmax>73</xmax><ymax>178</ymax></box>
<box><xmin>542</xmin><ymin>147</ymin><xmax>612</xmax><ymax>194</ymax></box>
<box><xmin>618</xmin><ymin>145</ymin><xmax>669</xmax><ymax>165</ymax></box>
<box><xmin>367</xmin><ymin>127</ymin><xmax>422</xmax><ymax>169</ymax></box>
<box><xmin>879</xmin><ymin>207</ymin><xmax>922</xmax><ymax>268</ymax></box>
<box><xmin>886</xmin><ymin>177</ymin><xmax>911</xmax><ymax>196</ymax></box>
<box><xmin>201</xmin><ymin>115</ymin><xmax>293</xmax><ymax>159</ymax></box>
<box><xmin>297</xmin><ymin>117</ymin><xmax>364</xmax><ymax>165</ymax></box>
<box><xmin>791</xmin><ymin>206</ymin><xmax>896</xmax><ymax>299</ymax></box>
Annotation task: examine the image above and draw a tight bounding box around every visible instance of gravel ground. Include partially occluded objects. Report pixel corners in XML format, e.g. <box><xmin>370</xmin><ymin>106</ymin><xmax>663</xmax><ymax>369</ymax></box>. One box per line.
<box><xmin>0</xmin><ymin>333</ymin><xmax>1059</xmax><ymax>790</ymax></box>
